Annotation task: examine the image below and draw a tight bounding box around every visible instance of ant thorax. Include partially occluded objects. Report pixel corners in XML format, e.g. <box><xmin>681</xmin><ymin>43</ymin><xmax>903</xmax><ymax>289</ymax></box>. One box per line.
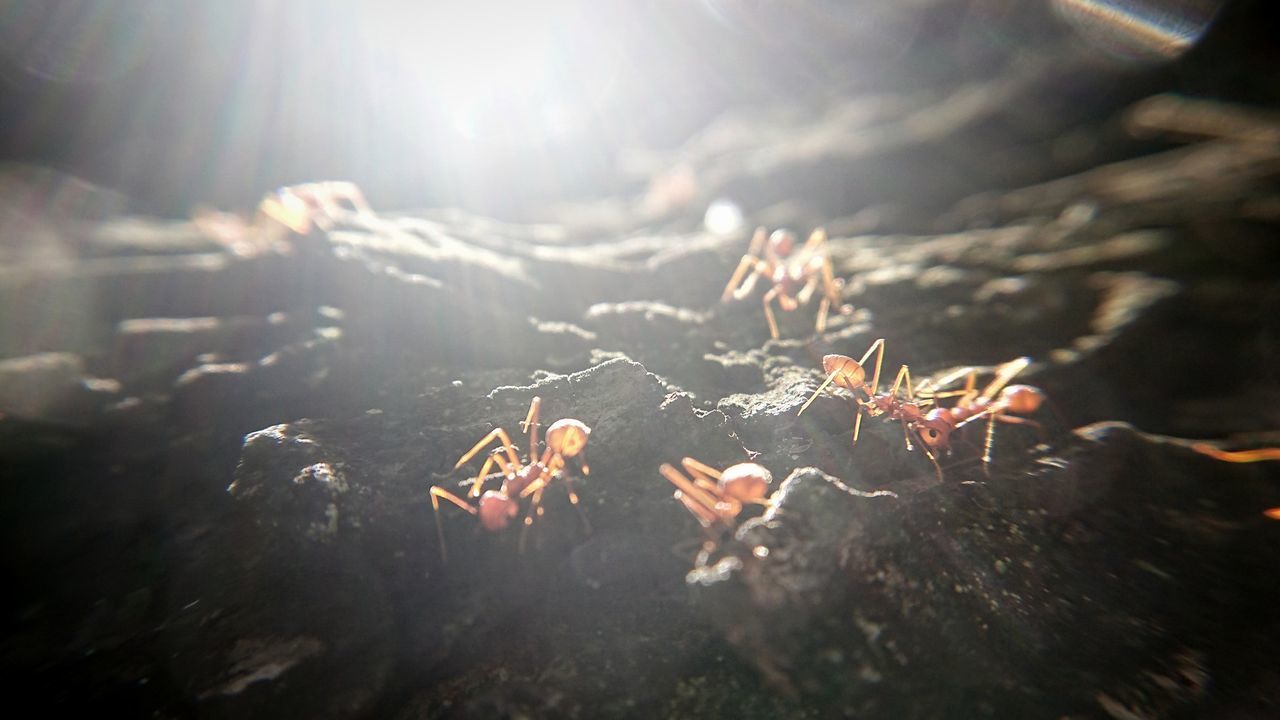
<box><xmin>862</xmin><ymin>396</ymin><xmax>892</xmax><ymax>417</ymax></box>
<box><xmin>868</xmin><ymin>394</ymin><xmax>919</xmax><ymax>418</ymax></box>
<box><xmin>507</xmin><ymin>462</ymin><xmax>546</xmax><ymax>497</ymax></box>
<box><xmin>770</xmin><ymin>263</ymin><xmax>807</xmax><ymax>294</ymax></box>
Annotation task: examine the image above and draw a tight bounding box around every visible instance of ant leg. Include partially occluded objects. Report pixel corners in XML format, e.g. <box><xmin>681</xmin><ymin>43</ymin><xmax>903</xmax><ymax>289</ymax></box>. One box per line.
<box><xmin>519</xmin><ymin>486</ymin><xmax>546</xmax><ymax>554</ymax></box>
<box><xmin>927</xmin><ymin>451</ymin><xmax>944</xmax><ymax>483</ymax></box>
<box><xmin>900</xmin><ymin>420</ymin><xmax>915</xmax><ymax>451</ymax></box>
<box><xmin>681</xmin><ymin>457</ymin><xmax>724</xmax><ymax>497</ymax></box>
<box><xmin>747</xmin><ymin>226</ymin><xmax>768</xmax><ymax>256</ymax></box>
<box><xmin>889</xmin><ymin>365</ymin><xmax>915</xmax><ymax>400</ymax></box>
<box><xmin>819</xmin><ymin>256</ymin><xmax>847</xmax><ymax>308</ymax></box>
<box><xmin>763</xmin><ymin>287</ymin><xmax>782</xmax><ymax>339</ymax></box>
<box><xmin>534</xmin><ymin>455</ymin><xmax>591</xmax><ymax>532</ymax></box>
<box><xmin>429</xmin><ymin>487</ymin><xmax>478</xmax><ymax>563</ymax></box>
<box><xmin>722</xmin><ymin>256</ymin><xmax>757</xmax><ymax>300</ymax></box>
<box><xmin>918</xmin><ymin>443</ymin><xmax>944</xmax><ymax>482</ymax></box>
<box><xmin>959</xmin><ymin>369</ymin><xmax>978</xmax><ymax>405</ymax></box>
<box><xmin>722</xmin><ymin>228</ymin><xmax>768</xmax><ymax>300</ymax></box>
<box><xmin>796</xmin><ymin>276</ymin><xmax>819</xmax><ymax>306</ymax></box>
<box><xmin>431</xmin><ymin>487</ymin><xmax>479</xmax><ymax>513</ymax></box>
<box><xmin>801</xmin><ymin>227</ymin><xmax>827</xmax><ymax>253</ymax></box>
<box><xmin>660</xmin><ymin>464</ymin><xmax>722</xmax><ymax>526</ymax></box>
<box><xmin>816</xmin><ymin>296</ymin><xmax>831</xmax><ymax>334</ymax></box>
<box><xmin>977</xmin><ymin>357</ymin><xmax>1030</xmax><ymax>403</ymax></box>
<box><xmin>521</xmin><ymin>396</ymin><xmax>542</xmax><ymax>459</ymax></box>
<box><xmin>981</xmin><ymin>412</ymin><xmax>1044</xmax><ymax>474</ymax></box>
<box><xmin>954</xmin><ymin>405</ymin><xmax>997</xmax><ymax>431</ymax></box>
<box><xmin>916</xmin><ymin>365</ymin><xmax>973</xmax><ymax>400</ymax></box>
<box><xmin>517</xmin><ymin>463</ymin><xmax>556</xmax><ymax>553</ymax></box>
<box><xmin>853</xmin><ymin>403</ymin><xmax>866</xmax><ymax>444</ymax></box>
<box><xmin>982</xmin><ymin>413</ymin><xmax>997</xmax><ymax>477</ymax></box>
<box><xmin>858</xmin><ymin>339</ymin><xmax>887</xmax><ymax>397</ymax></box>
<box><xmin>723</xmin><ymin>258</ymin><xmax>760</xmax><ymax>301</ymax></box>
<box><xmin>903</xmin><ymin>426</ymin><xmax>943</xmax><ymax>481</ymax></box>
<box><xmin>777</xmin><ymin>290</ymin><xmax>800</xmax><ymax>312</ymax></box>
<box><xmin>545</xmin><ymin>448</ymin><xmax>589</xmax><ymax>477</ymax></box>
<box><xmin>681</xmin><ymin>457</ymin><xmax>723</xmax><ymax>481</ymax></box>
<box><xmin>995</xmin><ymin>413</ymin><xmax>1045</xmax><ymax>438</ymax></box>
<box><xmin>559</xmin><ymin>474</ymin><xmax>592</xmax><ymax>534</ymax></box>
<box><xmin>733</xmin><ymin>266</ymin><xmax>767</xmax><ymax>301</ymax></box>
<box><xmin>1190</xmin><ymin>444</ymin><xmax>1280</xmax><ymax>463</ymax></box>
<box><xmin>468</xmin><ymin>453</ymin><xmax>507</xmax><ymax>497</ymax></box>
<box><xmin>454</xmin><ymin>428</ymin><xmax>522</xmax><ymax>472</ymax></box>
<box><xmin>676</xmin><ymin>491</ymin><xmax>720</xmax><ymax>529</ymax></box>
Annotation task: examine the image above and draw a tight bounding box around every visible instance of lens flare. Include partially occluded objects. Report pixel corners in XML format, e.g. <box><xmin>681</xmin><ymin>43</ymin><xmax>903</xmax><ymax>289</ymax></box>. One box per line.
<box><xmin>1053</xmin><ymin>0</ymin><xmax>1224</xmax><ymax>61</ymax></box>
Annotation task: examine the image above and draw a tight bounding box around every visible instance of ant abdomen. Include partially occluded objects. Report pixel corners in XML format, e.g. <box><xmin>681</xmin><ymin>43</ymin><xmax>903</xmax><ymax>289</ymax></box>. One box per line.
<box><xmin>478</xmin><ymin>492</ymin><xmax>519</xmax><ymax>531</ymax></box>
<box><xmin>821</xmin><ymin>354</ymin><xmax>866</xmax><ymax>390</ymax></box>
<box><xmin>1000</xmin><ymin>385</ymin><xmax>1045</xmax><ymax>415</ymax></box>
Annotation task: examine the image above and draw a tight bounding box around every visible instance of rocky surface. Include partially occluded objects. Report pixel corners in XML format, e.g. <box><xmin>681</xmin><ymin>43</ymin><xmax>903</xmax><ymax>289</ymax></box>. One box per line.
<box><xmin>5</xmin><ymin>13</ymin><xmax>1280</xmax><ymax>720</ymax></box>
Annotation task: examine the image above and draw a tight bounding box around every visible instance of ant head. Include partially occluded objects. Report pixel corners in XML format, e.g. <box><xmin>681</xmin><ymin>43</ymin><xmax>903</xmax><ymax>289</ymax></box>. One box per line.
<box><xmin>719</xmin><ymin>462</ymin><xmax>772</xmax><ymax>503</ymax></box>
<box><xmin>822</xmin><ymin>354</ymin><xmax>866</xmax><ymax>389</ymax></box>
<box><xmin>546</xmin><ymin>419</ymin><xmax>590</xmax><ymax>457</ymax></box>
<box><xmin>478</xmin><ymin>490</ymin><xmax>519</xmax><ymax>531</ymax></box>
<box><xmin>767</xmin><ymin>229</ymin><xmax>797</xmax><ymax>257</ymax></box>
<box><xmin>917</xmin><ymin>413</ymin><xmax>953</xmax><ymax>450</ymax></box>
<box><xmin>1000</xmin><ymin>385</ymin><xmax>1044</xmax><ymax>415</ymax></box>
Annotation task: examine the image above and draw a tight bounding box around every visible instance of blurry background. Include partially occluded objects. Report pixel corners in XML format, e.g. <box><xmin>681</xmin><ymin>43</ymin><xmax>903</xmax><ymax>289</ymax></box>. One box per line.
<box><xmin>0</xmin><ymin>0</ymin><xmax>1275</xmax><ymax>220</ymax></box>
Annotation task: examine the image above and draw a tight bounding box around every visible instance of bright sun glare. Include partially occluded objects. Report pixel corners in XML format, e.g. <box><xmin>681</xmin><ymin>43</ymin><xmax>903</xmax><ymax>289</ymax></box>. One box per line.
<box><xmin>357</xmin><ymin>2</ymin><xmax>597</xmax><ymax>144</ymax></box>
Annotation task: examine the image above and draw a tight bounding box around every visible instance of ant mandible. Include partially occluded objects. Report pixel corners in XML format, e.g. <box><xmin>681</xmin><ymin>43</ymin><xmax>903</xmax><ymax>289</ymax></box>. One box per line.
<box><xmin>722</xmin><ymin>227</ymin><xmax>853</xmax><ymax>339</ymax></box>
<box><xmin>798</xmin><ymin>338</ymin><xmax>1045</xmax><ymax>480</ymax></box>
<box><xmin>428</xmin><ymin>396</ymin><xmax>591</xmax><ymax>562</ymax></box>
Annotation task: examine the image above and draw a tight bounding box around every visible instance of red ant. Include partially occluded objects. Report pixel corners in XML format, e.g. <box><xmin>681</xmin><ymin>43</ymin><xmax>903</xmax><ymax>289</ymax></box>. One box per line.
<box><xmin>722</xmin><ymin>227</ymin><xmax>852</xmax><ymax>339</ymax></box>
<box><xmin>256</xmin><ymin>181</ymin><xmax>373</xmax><ymax>235</ymax></box>
<box><xmin>192</xmin><ymin>181</ymin><xmax>373</xmax><ymax>256</ymax></box>
<box><xmin>659</xmin><ymin>457</ymin><xmax>773</xmax><ymax>535</ymax></box>
<box><xmin>798</xmin><ymin>338</ymin><xmax>1045</xmax><ymax>480</ymax></box>
<box><xmin>428</xmin><ymin>397</ymin><xmax>590</xmax><ymax>561</ymax></box>
<box><xmin>659</xmin><ymin>457</ymin><xmax>776</xmax><ymax>563</ymax></box>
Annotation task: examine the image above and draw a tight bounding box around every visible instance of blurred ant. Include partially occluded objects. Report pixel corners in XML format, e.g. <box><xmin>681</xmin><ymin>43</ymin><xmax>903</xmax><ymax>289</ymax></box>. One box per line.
<box><xmin>429</xmin><ymin>397</ymin><xmax>591</xmax><ymax>562</ymax></box>
<box><xmin>799</xmin><ymin>338</ymin><xmax>1045</xmax><ymax>480</ymax></box>
<box><xmin>256</xmin><ymin>181</ymin><xmax>373</xmax><ymax>235</ymax></box>
<box><xmin>722</xmin><ymin>227</ymin><xmax>853</xmax><ymax>339</ymax></box>
<box><xmin>192</xmin><ymin>181</ymin><xmax>374</xmax><ymax>256</ymax></box>
<box><xmin>913</xmin><ymin>355</ymin><xmax>1046</xmax><ymax>470</ymax></box>
<box><xmin>1189</xmin><ymin>445</ymin><xmax>1280</xmax><ymax>463</ymax></box>
<box><xmin>659</xmin><ymin>457</ymin><xmax>772</xmax><ymax>543</ymax></box>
